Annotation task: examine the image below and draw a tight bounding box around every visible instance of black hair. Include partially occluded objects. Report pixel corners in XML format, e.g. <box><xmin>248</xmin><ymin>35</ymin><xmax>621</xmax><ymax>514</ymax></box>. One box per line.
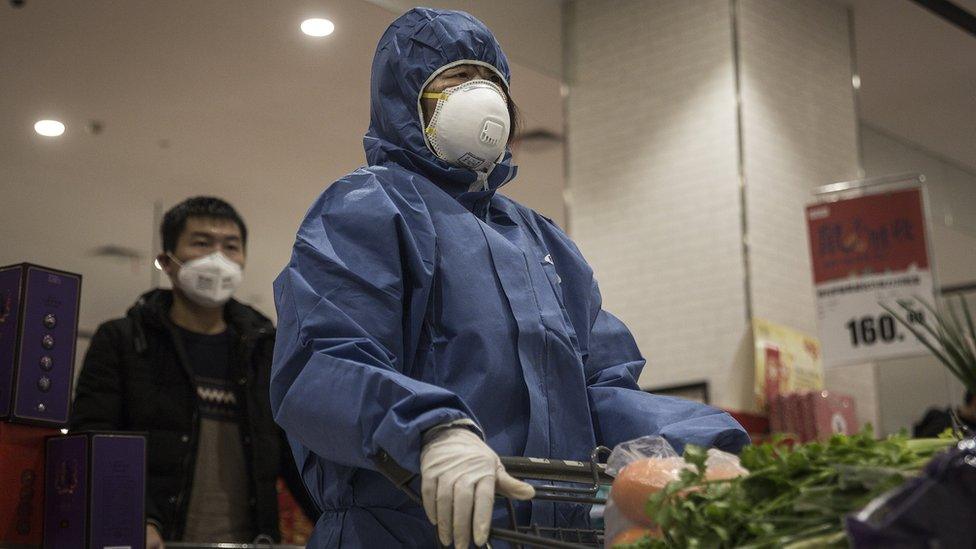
<box><xmin>507</xmin><ymin>96</ymin><xmax>521</xmax><ymax>146</ymax></box>
<box><xmin>966</xmin><ymin>390</ymin><xmax>974</xmax><ymax>405</ymax></box>
<box><xmin>161</xmin><ymin>196</ymin><xmax>247</xmax><ymax>253</ymax></box>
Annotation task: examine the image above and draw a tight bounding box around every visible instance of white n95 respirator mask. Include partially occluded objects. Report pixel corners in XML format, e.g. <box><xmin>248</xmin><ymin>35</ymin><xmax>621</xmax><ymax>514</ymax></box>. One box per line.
<box><xmin>422</xmin><ymin>79</ymin><xmax>510</xmax><ymax>172</ymax></box>
<box><xmin>169</xmin><ymin>251</ymin><xmax>243</xmax><ymax>308</ymax></box>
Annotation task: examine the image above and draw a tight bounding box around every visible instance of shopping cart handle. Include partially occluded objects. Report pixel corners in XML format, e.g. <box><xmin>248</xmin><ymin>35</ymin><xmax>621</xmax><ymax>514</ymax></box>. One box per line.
<box><xmin>375</xmin><ymin>448</ymin><xmax>610</xmax><ymax>548</ymax></box>
<box><xmin>500</xmin><ymin>448</ymin><xmax>613</xmax><ymax>485</ymax></box>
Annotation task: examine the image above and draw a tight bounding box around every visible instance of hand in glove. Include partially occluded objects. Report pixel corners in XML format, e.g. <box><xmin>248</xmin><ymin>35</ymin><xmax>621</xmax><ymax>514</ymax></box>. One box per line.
<box><xmin>420</xmin><ymin>426</ymin><xmax>535</xmax><ymax>548</ymax></box>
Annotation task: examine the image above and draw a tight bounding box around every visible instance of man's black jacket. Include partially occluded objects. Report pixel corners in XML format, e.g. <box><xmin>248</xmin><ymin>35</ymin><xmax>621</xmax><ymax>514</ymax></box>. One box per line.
<box><xmin>70</xmin><ymin>289</ymin><xmax>317</xmax><ymax>541</ymax></box>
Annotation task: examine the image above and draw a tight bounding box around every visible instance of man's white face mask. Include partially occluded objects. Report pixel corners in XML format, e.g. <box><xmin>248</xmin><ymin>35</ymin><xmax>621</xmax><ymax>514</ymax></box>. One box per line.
<box><xmin>168</xmin><ymin>251</ymin><xmax>243</xmax><ymax>308</ymax></box>
<box><xmin>422</xmin><ymin>78</ymin><xmax>510</xmax><ymax>173</ymax></box>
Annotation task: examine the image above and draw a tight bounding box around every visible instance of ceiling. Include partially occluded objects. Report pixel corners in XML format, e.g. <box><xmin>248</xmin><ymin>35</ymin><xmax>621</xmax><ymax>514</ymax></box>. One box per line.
<box><xmin>851</xmin><ymin>0</ymin><xmax>976</xmax><ymax>173</ymax></box>
<box><xmin>0</xmin><ymin>0</ymin><xmax>565</xmax><ymax>332</ymax></box>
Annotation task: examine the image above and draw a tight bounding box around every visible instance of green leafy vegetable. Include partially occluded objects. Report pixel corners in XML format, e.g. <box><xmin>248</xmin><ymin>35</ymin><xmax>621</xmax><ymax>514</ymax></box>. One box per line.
<box><xmin>881</xmin><ymin>295</ymin><xmax>976</xmax><ymax>393</ymax></box>
<box><xmin>615</xmin><ymin>429</ymin><xmax>952</xmax><ymax>549</ymax></box>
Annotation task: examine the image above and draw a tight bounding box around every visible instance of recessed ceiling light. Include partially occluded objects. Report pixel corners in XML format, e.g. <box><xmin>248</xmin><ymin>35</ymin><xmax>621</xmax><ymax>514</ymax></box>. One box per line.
<box><xmin>34</xmin><ymin>119</ymin><xmax>65</xmax><ymax>137</ymax></box>
<box><xmin>301</xmin><ymin>18</ymin><xmax>334</xmax><ymax>37</ymax></box>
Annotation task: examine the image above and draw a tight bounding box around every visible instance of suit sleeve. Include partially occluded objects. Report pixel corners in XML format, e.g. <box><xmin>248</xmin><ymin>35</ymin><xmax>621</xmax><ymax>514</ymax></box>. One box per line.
<box><xmin>270</xmin><ymin>177</ymin><xmax>479</xmax><ymax>475</ymax></box>
<box><xmin>278</xmin><ymin>427</ymin><xmax>321</xmax><ymax>521</ymax></box>
<box><xmin>583</xmin><ymin>279</ymin><xmax>751</xmax><ymax>454</ymax></box>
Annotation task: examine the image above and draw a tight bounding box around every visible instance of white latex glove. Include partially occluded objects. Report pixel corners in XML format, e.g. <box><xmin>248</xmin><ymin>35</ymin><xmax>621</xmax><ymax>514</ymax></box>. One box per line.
<box><xmin>420</xmin><ymin>427</ymin><xmax>535</xmax><ymax>548</ymax></box>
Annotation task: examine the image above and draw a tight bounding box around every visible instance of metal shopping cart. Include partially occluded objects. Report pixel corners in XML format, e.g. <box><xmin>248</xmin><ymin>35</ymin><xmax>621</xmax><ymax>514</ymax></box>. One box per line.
<box><xmin>375</xmin><ymin>446</ymin><xmax>614</xmax><ymax>549</ymax></box>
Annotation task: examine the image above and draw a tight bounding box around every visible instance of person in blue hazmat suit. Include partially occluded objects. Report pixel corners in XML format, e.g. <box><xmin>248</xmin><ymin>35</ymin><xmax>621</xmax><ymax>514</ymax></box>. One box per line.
<box><xmin>271</xmin><ymin>7</ymin><xmax>749</xmax><ymax>548</ymax></box>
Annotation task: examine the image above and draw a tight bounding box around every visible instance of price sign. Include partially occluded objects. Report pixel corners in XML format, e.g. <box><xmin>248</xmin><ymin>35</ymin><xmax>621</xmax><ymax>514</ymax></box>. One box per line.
<box><xmin>806</xmin><ymin>187</ymin><xmax>934</xmax><ymax>366</ymax></box>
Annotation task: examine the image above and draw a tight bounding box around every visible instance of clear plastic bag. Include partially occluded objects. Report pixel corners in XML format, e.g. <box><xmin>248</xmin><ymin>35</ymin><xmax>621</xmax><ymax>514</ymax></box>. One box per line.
<box><xmin>603</xmin><ymin>496</ymin><xmax>662</xmax><ymax>547</ymax></box>
<box><xmin>604</xmin><ymin>436</ymin><xmax>685</xmax><ymax>547</ymax></box>
<box><xmin>703</xmin><ymin>448</ymin><xmax>749</xmax><ymax>481</ymax></box>
<box><xmin>606</xmin><ymin>435</ymin><xmax>679</xmax><ymax>477</ymax></box>
<box><xmin>603</xmin><ymin>437</ymin><xmax>748</xmax><ymax>547</ymax></box>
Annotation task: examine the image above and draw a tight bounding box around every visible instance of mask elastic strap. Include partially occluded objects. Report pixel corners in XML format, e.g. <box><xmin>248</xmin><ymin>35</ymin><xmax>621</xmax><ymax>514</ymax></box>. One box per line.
<box><xmin>422</xmin><ymin>92</ymin><xmax>448</xmax><ymax>137</ymax></box>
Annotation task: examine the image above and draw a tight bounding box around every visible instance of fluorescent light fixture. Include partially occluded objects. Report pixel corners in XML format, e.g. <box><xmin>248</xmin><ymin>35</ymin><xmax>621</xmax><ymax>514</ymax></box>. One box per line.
<box><xmin>301</xmin><ymin>18</ymin><xmax>334</xmax><ymax>37</ymax></box>
<box><xmin>852</xmin><ymin>74</ymin><xmax>861</xmax><ymax>90</ymax></box>
<box><xmin>34</xmin><ymin>119</ymin><xmax>65</xmax><ymax>137</ymax></box>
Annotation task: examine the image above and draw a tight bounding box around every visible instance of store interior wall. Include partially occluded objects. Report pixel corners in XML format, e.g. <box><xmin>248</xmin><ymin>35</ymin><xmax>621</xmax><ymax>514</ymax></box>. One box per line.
<box><xmin>738</xmin><ymin>0</ymin><xmax>865</xmax><ymax>425</ymax></box>
<box><xmin>564</xmin><ymin>0</ymin><xmax>750</xmax><ymax>410</ymax></box>
<box><xmin>0</xmin><ymin>0</ymin><xmax>565</xmax><ymax>380</ymax></box>
<box><xmin>565</xmin><ymin>0</ymin><xmax>866</xmax><ymax>412</ymax></box>
<box><xmin>738</xmin><ymin>0</ymin><xmax>860</xmax><ymax>336</ymax></box>
<box><xmin>851</xmin><ymin>0</ymin><xmax>976</xmax><ymax>183</ymax></box>
<box><xmin>566</xmin><ymin>0</ymin><xmax>974</xmax><ymax>428</ymax></box>
<box><xmin>849</xmin><ymin>0</ymin><xmax>976</xmax><ymax>432</ymax></box>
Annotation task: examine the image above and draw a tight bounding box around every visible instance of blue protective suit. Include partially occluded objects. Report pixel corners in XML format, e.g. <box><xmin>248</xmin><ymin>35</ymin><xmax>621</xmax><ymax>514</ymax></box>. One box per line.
<box><xmin>271</xmin><ymin>8</ymin><xmax>749</xmax><ymax>548</ymax></box>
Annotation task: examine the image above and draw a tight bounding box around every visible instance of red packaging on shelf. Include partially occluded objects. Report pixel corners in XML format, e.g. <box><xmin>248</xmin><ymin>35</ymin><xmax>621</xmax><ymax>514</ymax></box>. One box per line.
<box><xmin>811</xmin><ymin>391</ymin><xmax>858</xmax><ymax>440</ymax></box>
<box><xmin>768</xmin><ymin>394</ymin><xmax>785</xmax><ymax>433</ymax></box>
<box><xmin>0</xmin><ymin>422</ymin><xmax>57</xmax><ymax>545</ymax></box>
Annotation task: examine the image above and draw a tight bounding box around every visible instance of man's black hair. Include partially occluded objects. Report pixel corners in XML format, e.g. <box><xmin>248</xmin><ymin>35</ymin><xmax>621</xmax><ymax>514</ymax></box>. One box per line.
<box><xmin>966</xmin><ymin>390</ymin><xmax>974</xmax><ymax>406</ymax></box>
<box><xmin>161</xmin><ymin>196</ymin><xmax>247</xmax><ymax>253</ymax></box>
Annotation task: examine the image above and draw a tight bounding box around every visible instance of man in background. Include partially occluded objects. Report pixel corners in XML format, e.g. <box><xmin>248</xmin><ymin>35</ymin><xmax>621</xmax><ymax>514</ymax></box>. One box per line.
<box><xmin>913</xmin><ymin>390</ymin><xmax>976</xmax><ymax>438</ymax></box>
<box><xmin>71</xmin><ymin>197</ymin><xmax>316</xmax><ymax>548</ymax></box>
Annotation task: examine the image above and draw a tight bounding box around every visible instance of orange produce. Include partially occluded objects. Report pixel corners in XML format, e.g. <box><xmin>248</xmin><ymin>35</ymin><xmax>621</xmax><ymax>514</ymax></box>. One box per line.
<box><xmin>609</xmin><ymin>525</ymin><xmax>662</xmax><ymax>546</ymax></box>
<box><xmin>610</xmin><ymin>457</ymin><xmax>690</xmax><ymax>525</ymax></box>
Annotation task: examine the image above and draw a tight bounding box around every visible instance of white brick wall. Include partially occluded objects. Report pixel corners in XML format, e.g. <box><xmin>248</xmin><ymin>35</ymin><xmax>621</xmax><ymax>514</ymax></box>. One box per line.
<box><xmin>738</xmin><ymin>0</ymin><xmax>860</xmax><ymax>335</ymax></box>
<box><xmin>565</xmin><ymin>0</ymin><xmax>860</xmax><ymax>410</ymax></box>
<box><xmin>565</xmin><ymin>0</ymin><xmax>749</xmax><ymax>408</ymax></box>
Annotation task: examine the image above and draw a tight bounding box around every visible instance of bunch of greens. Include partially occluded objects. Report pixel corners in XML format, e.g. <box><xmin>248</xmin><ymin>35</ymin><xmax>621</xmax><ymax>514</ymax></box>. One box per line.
<box><xmin>882</xmin><ymin>295</ymin><xmax>976</xmax><ymax>395</ymax></box>
<box><xmin>621</xmin><ymin>430</ymin><xmax>952</xmax><ymax>549</ymax></box>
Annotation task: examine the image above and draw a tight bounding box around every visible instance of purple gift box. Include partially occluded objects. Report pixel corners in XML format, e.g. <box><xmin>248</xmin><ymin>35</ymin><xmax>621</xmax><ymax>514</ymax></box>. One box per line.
<box><xmin>0</xmin><ymin>263</ymin><xmax>81</xmax><ymax>427</ymax></box>
<box><xmin>44</xmin><ymin>432</ymin><xmax>146</xmax><ymax>549</ymax></box>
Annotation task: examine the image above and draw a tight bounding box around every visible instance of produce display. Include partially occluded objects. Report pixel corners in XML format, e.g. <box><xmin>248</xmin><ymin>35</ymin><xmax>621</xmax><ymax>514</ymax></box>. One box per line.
<box><xmin>607</xmin><ymin>431</ymin><xmax>955</xmax><ymax>549</ymax></box>
<box><xmin>601</xmin><ymin>294</ymin><xmax>976</xmax><ymax>548</ymax></box>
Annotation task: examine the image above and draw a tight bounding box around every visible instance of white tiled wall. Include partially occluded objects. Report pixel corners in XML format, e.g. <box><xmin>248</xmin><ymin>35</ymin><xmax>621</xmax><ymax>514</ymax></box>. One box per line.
<box><xmin>738</xmin><ymin>0</ymin><xmax>860</xmax><ymax>335</ymax></box>
<box><xmin>565</xmin><ymin>0</ymin><xmax>860</xmax><ymax>410</ymax></box>
<box><xmin>565</xmin><ymin>0</ymin><xmax>749</xmax><ymax>408</ymax></box>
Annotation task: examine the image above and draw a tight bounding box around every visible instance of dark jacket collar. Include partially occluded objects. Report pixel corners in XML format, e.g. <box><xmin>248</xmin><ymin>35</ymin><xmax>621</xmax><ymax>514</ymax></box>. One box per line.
<box><xmin>126</xmin><ymin>289</ymin><xmax>273</xmax><ymax>343</ymax></box>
